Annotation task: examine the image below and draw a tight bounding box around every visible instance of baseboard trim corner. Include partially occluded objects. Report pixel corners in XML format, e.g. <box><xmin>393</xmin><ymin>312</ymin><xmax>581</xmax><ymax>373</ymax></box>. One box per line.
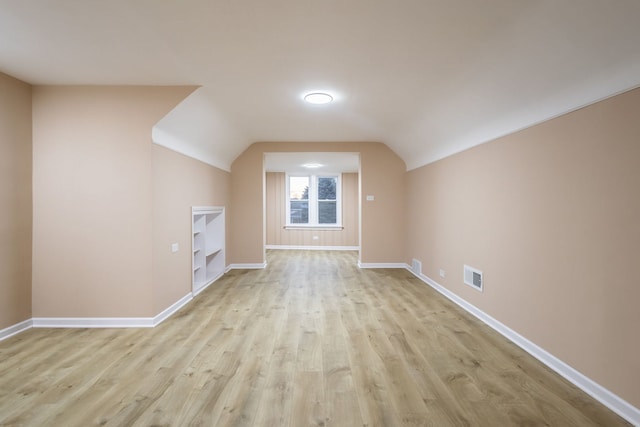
<box><xmin>405</xmin><ymin>267</ymin><xmax>640</xmax><ymax>426</ymax></box>
<box><xmin>0</xmin><ymin>318</ymin><xmax>33</xmax><ymax>342</ymax></box>
<box><xmin>153</xmin><ymin>293</ymin><xmax>193</xmax><ymax>326</ymax></box>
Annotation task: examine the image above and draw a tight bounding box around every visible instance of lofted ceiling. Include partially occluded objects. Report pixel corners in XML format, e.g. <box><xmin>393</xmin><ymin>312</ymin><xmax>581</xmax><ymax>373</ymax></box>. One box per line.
<box><xmin>1</xmin><ymin>1</ymin><xmax>639</xmax><ymax>171</ymax></box>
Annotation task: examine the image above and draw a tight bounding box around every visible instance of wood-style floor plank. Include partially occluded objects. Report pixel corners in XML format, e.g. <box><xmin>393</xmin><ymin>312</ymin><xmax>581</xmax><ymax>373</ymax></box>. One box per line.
<box><xmin>0</xmin><ymin>250</ymin><xmax>631</xmax><ymax>426</ymax></box>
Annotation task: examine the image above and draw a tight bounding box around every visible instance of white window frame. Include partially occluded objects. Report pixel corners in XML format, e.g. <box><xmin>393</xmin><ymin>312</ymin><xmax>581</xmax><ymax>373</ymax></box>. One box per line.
<box><xmin>285</xmin><ymin>173</ymin><xmax>342</xmax><ymax>227</ymax></box>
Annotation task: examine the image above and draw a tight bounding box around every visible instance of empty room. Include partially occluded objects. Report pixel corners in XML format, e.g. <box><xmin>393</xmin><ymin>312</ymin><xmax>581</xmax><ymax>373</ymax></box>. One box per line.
<box><xmin>1</xmin><ymin>1</ymin><xmax>639</xmax><ymax>426</ymax></box>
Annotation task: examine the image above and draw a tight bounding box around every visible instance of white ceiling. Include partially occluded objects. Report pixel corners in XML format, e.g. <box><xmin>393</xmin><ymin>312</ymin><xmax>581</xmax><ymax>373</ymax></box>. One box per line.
<box><xmin>2</xmin><ymin>0</ymin><xmax>640</xmax><ymax>171</ymax></box>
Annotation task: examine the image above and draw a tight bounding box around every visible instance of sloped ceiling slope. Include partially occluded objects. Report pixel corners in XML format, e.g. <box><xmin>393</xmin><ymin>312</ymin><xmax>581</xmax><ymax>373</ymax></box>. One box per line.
<box><xmin>1</xmin><ymin>0</ymin><xmax>639</xmax><ymax>171</ymax></box>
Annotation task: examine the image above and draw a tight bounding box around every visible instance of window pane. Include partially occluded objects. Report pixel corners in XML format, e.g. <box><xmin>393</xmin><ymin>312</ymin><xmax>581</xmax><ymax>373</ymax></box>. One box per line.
<box><xmin>290</xmin><ymin>201</ymin><xmax>309</xmax><ymax>224</ymax></box>
<box><xmin>290</xmin><ymin>176</ymin><xmax>309</xmax><ymax>200</ymax></box>
<box><xmin>318</xmin><ymin>201</ymin><xmax>337</xmax><ymax>224</ymax></box>
<box><xmin>317</xmin><ymin>177</ymin><xmax>336</xmax><ymax>200</ymax></box>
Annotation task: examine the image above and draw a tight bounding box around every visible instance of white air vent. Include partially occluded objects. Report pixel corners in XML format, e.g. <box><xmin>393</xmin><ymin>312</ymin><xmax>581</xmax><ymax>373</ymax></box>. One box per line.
<box><xmin>463</xmin><ymin>265</ymin><xmax>483</xmax><ymax>292</ymax></box>
<box><xmin>411</xmin><ymin>258</ymin><xmax>422</xmax><ymax>275</ymax></box>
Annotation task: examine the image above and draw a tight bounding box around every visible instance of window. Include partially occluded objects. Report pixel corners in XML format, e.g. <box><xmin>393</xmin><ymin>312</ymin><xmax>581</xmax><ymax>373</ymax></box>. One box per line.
<box><xmin>286</xmin><ymin>174</ymin><xmax>341</xmax><ymax>226</ymax></box>
<box><xmin>288</xmin><ymin>176</ymin><xmax>309</xmax><ymax>224</ymax></box>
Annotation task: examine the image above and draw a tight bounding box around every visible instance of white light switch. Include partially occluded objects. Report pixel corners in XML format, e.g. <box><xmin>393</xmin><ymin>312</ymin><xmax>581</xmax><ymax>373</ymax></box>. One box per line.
<box><xmin>366</xmin><ymin>195</ymin><xmax>375</xmax><ymax>201</ymax></box>
<box><xmin>171</xmin><ymin>243</ymin><xmax>179</xmax><ymax>253</ymax></box>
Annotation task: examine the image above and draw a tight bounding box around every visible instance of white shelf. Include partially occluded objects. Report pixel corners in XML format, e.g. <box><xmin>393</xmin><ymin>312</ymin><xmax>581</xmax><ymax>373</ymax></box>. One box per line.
<box><xmin>206</xmin><ymin>247</ymin><xmax>222</xmax><ymax>256</ymax></box>
<box><xmin>192</xmin><ymin>206</ymin><xmax>225</xmax><ymax>296</ymax></box>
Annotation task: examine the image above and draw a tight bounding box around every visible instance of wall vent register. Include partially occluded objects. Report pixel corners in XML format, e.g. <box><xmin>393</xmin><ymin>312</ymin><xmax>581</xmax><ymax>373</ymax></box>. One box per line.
<box><xmin>464</xmin><ymin>264</ymin><xmax>483</xmax><ymax>292</ymax></box>
<box><xmin>411</xmin><ymin>258</ymin><xmax>422</xmax><ymax>276</ymax></box>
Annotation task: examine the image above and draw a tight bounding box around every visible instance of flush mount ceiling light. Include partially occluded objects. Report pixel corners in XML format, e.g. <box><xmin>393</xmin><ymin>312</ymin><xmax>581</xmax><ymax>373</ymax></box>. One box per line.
<box><xmin>304</xmin><ymin>92</ymin><xmax>333</xmax><ymax>104</ymax></box>
<box><xmin>302</xmin><ymin>162</ymin><xmax>323</xmax><ymax>168</ymax></box>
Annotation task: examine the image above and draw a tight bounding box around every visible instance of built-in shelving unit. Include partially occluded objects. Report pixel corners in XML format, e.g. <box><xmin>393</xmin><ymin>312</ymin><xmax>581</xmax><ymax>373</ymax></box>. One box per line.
<box><xmin>192</xmin><ymin>206</ymin><xmax>225</xmax><ymax>296</ymax></box>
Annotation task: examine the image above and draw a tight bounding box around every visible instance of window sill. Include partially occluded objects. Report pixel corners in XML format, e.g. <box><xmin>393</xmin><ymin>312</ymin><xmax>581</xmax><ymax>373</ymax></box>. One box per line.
<box><xmin>284</xmin><ymin>225</ymin><xmax>344</xmax><ymax>231</ymax></box>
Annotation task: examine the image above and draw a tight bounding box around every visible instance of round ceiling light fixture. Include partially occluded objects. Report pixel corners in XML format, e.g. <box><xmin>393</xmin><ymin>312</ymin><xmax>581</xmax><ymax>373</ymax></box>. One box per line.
<box><xmin>304</xmin><ymin>92</ymin><xmax>333</xmax><ymax>104</ymax></box>
<box><xmin>302</xmin><ymin>162</ymin><xmax>323</xmax><ymax>168</ymax></box>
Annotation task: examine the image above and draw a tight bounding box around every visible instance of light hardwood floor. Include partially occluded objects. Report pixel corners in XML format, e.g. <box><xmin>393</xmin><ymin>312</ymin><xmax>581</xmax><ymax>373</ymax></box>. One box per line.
<box><xmin>0</xmin><ymin>250</ymin><xmax>630</xmax><ymax>426</ymax></box>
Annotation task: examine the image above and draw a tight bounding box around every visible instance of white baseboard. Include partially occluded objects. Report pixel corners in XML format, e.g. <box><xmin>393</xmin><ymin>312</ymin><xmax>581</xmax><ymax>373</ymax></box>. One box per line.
<box><xmin>153</xmin><ymin>293</ymin><xmax>192</xmax><ymax>325</ymax></box>
<box><xmin>405</xmin><ymin>267</ymin><xmax>640</xmax><ymax>426</ymax></box>
<box><xmin>32</xmin><ymin>317</ymin><xmax>156</xmax><ymax>328</ymax></box>
<box><xmin>31</xmin><ymin>292</ymin><xmax>195</xmax><ymax>329</ymax></box>
<box><xmin>358</xmin><ymin>261</ymin><xmax>407</xmax><ymax>269</ymax></box>
<box><xmin>0</xmin><ymin>318</ymin><xmax>33</xmax><ymax>342</ymax></box>
<box><xmin>4</xmin><ymin>283</ymin><xmax>211</xmax><ymax>335</ymax></box>
<box><xmin>225</xmin><ymin>262</ymin><xmax>267</xmax><ymax>272</ymax></box>
<box><xmin>266</xmin><ymin>245</ymin><xmax>359</xmax><ymax>251</ymax></box>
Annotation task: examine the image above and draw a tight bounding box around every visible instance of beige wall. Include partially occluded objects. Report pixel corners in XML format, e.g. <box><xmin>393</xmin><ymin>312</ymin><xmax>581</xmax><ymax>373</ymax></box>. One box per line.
<box><xmin>229</xmin><ymin>142</ymin><xmax>405</xmax><ymax>265</ymax></box>
<box><xmin>32</xmin><ymin>85</ymin><xmax>195</xmax><ymax>318</ymax></box>
<box><xmin>406</xmin><ymin>87</ymin><xmax>640</xmax><ymax>408</ymax></box>
<box><xmin>152</xmin><ymin>144</ymin><xmax>230</xmax><ymax>314</ymax></box>
<box><xmin>360</xmin><ymin>143</ymin><xmax>406</xmax><ymax>263</ymax></box>
<box><xmin>265</xmin><ymin>172</ymin><xmax>358</xmax><ymax>247</ymax></box>
<box><xmin>0</xmin><ymin>73</ymin><xmax>32</xmax><ymax>330</ymax></box>
<box><xmin>229</xmin><ymin>143</ymin><xmax>266</xmax><ymax>264</ymax></box>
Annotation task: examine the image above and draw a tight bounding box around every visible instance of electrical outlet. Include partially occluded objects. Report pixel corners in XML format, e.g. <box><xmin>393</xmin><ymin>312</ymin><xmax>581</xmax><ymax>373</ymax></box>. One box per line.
<box><xmin>171</xmin><ymin>243</ymin><xmax>179</xmax><ymax>253</ymax></box>
<box><xmin>439</xmin><ymin>269</ymin><xmax>446</xmax><ymax>278</ymax></box>
<box><xmin>312</xmin><ymin>235</ymin><xmax>319</xmax><ymax>240</ymax></box>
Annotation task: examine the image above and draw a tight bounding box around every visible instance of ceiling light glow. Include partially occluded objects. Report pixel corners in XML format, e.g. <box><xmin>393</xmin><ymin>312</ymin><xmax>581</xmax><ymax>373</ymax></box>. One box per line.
<box><xmin>302</xmin><ymin>163</ymin><xmax>323</xmax><ymax>168</ymax></box>
<box><xmin>304</xmin><ymin>92</ymin><xmax>333</xmax><ymax>104</ymax></box>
